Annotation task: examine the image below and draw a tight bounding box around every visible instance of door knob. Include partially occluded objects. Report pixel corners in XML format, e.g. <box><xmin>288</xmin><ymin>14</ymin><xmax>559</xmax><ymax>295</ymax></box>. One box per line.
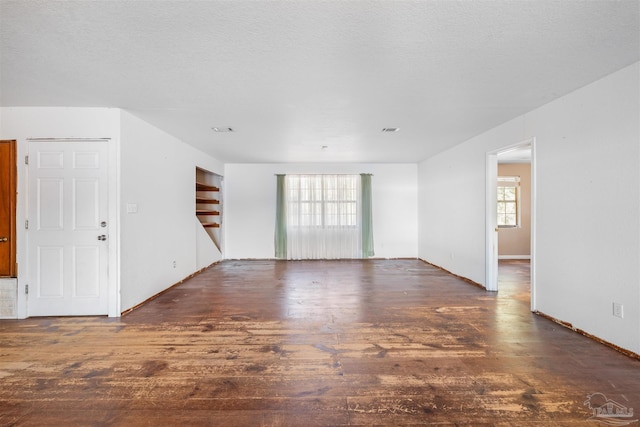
<box><xmin>97</xmin><ymin>235</ymin><xmax>107</xmax><ymax>241</ymax></box>
<box><xmin>0</xmin><ymin>237</ymin><xmax>7</xmax><ymax>242</ymax></box>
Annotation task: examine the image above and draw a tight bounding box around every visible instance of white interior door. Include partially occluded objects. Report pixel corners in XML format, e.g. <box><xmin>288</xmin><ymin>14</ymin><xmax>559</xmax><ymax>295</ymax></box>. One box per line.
<box><xmin>28</xmin><ymin>140</ymin><xmax>109</xmax><ymax>316</ymax></box>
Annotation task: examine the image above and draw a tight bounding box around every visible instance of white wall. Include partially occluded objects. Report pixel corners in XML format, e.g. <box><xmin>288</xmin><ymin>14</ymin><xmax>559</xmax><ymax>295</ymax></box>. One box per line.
<box><xmin>224</xmin><ymin>163</ymin><xmax>418</xmax><ymax>259</ymax></box>
<box><xmin>0</xmin><ymin>107</ymin><xmax>120</xmax><ymax>318</ymax></box>
<box><xmin>119</xmin><ymin>110</ymin><xmax>224</xmax><ymax>311</ymax></box>
<box><xmin>0</xmin><ymin>107</ymin><xmax>225</xmax><ymax>316</ymax></box>
<box><xmin>418</xmin><ymin>62</ymin><xmax>640</xmax><ymax>354</ymax></box>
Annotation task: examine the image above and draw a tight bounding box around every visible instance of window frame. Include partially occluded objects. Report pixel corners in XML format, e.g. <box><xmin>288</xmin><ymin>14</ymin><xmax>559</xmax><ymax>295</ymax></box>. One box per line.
<box><xmin>497</xmin><ymin>176</ymin><xmax>521</xmax><ymax>228</ymax></box>
<box><xmin>286</xmin><ymin>174</ymin><xmax>359</xmax><ymax>229</ymax></box>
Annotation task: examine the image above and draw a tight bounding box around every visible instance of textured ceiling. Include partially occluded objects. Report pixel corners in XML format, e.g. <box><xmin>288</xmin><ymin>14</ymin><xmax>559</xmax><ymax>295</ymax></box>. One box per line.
<box><xmin>1</xmin><ymin>0</ymin><xmax>638</xmax><ymax>163</ymax></box>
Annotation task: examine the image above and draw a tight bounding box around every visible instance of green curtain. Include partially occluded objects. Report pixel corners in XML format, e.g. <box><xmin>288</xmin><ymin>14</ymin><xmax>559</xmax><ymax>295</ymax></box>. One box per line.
<box><xmin>360</xmin><ymin>173</ymin><xmax>374</xmax><ymax>258</ymax></box>
<box><xmin>274</xmin><ymin>174</ymin><xmax>287</xmax><ymax>259</ymax></box>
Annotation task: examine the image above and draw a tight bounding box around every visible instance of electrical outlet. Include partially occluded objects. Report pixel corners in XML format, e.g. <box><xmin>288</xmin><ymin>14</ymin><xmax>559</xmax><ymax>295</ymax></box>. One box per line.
<box><xmin>172</xmin><ymin>261</ymin><xmax>176</xmax><ymax>269</ymax></box>
<box><xmin>613</xmin><ymin>302</ymin><xmax>624</xmax><ymax>318</ymax></box>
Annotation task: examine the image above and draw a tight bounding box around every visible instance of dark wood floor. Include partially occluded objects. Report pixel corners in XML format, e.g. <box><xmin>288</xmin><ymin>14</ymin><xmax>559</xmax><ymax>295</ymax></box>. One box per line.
<box><xmin>1</xmin><ymin>259</ymin><xmax>639</xmax><ymax>426</ymax></box>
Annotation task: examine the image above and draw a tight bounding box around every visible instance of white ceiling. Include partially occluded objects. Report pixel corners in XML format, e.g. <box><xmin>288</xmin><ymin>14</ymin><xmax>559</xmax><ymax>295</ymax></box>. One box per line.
<box><xmin>1</xmin><ymin>0</ymin><xmax>638</xmax><ymax>163</ymax></box>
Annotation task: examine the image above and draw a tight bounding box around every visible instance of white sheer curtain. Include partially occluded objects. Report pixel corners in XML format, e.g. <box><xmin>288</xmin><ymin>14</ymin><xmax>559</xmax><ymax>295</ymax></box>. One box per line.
<box><xmin>285</xmin><ymin>174</ymin><xmax>361</xmax><ymax>259</ymax></box>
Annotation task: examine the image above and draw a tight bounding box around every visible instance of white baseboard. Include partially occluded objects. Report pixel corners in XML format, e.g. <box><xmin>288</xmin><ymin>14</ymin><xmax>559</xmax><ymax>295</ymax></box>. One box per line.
<box><xmin>498</xmin><ymin>255</ymin><xmax>531</xmax><ymax>260</ymax></box>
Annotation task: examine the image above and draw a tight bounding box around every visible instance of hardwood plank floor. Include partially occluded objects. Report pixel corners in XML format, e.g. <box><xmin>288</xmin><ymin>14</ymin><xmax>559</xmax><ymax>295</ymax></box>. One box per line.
<box><xmin>1</xmin><ymin>259</ymin><xmax>639</xmax><ymax>426</ymax></box>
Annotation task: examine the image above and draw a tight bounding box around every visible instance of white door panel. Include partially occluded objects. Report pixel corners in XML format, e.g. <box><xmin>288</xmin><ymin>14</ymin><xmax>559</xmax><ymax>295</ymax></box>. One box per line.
<box><xmin>28</xmin><ymin>140</ymin><xmax>109</xmax><ymax>316</ymax></box>
<box><xmin>37</xmin><ymin>246</ymin><xmax>63</xmax><ymax>297</ymax></box>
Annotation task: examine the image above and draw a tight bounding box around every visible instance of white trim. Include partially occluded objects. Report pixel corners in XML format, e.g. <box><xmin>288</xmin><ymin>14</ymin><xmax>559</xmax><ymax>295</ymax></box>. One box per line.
<box><xmin>529</xmin><ymin>138</ymin><xmax>537</xmax><ymax>312</ymax></box>
<box><xmin>26</xmin><ymin>137</ymin><xmax>111</xmax><ymax>142</ymax></box>
<box><xmin>485</xmin><ymin>153</ymin><xmax>498</xmax><ymax>292</ymax></box>
<box><xmin>108</xmin><ymin>134</ymin><xmax>121</xmax><ymax>317</ymax></box>
<box><xmin>486</xmin><ymin>138</ymin><xmax>536</xmax><ymax>309</ymax></box>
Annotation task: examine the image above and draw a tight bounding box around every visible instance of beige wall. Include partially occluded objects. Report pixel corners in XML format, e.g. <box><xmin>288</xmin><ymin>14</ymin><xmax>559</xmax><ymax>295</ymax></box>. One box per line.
<box><xmin>498</xmin><ymin>163</ymin><xmax>531</xmax><ymax>258</ymax></box>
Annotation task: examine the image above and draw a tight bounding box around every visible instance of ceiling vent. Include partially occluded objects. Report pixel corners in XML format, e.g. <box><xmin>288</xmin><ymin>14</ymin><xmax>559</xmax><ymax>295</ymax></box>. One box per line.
<box><xmin>382</xmin><ymin>128</ymin><xmax>399</xmax><ymax>132</ymax></box>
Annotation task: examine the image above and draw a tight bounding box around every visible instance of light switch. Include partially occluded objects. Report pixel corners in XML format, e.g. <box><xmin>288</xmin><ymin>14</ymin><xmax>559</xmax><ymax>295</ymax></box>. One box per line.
<box><xmin>126</xmin><ymin>203</ymin><xmax>138</xmax><ymax>214</ymax></box>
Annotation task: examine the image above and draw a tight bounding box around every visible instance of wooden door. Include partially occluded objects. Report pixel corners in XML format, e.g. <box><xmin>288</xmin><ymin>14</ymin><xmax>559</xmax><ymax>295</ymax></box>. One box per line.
<box><xmin>28</xmin><ymin>140</ymin><xmax>109</xmax><ymax>316</ymax></box>
<box><xmin>0</xmin><ymin>140</ymin><xmax>17</xmax><ymax>277</ymax></box>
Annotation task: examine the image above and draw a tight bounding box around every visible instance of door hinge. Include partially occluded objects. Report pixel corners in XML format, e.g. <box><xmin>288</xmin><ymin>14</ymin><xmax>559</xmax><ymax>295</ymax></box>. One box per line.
<box><xmin>25</xmin><ymin>155</ymin><xmax>29</xmax><ymax>165</ymax></box>
<box><xmin>25</xmin><ymin>284</ymin><xmax>29</xmax><ymax>295</ymax></box>
<box><xmin>25</xmin><ymin>220</ymin><xmax>29</xmax><ymax>230</ymax></box>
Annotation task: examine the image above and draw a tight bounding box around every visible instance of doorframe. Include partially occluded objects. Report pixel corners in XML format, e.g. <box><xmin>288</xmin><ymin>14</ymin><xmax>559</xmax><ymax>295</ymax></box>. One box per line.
<box><xmin>485</xmin><ymin>138</ymin><xmax>537</xmax><ymax>311</ymax></box>
<box><xmin>24</xmin><ymin>137</ymin><xmax>121</xmax><ymax>317</ymax></box>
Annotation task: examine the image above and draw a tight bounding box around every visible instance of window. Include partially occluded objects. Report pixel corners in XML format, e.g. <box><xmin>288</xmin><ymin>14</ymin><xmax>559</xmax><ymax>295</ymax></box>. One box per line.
<box><xmin>286</xmin><ymin>174</ymin><xmax>357</xmax><ymax>228</ymax></box>
<box><xmin>275</xmin><ymin>174</ymin><xmax>374</xmax><ymax>260</ymax></box>
<box><xmin>497</xmin><ymin>176</ymin><xmax>520</xmax><ymax>227</ymax></box>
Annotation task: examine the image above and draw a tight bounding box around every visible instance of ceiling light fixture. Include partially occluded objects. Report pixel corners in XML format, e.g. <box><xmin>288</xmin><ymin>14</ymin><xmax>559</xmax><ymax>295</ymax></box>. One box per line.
<box><xmin>382</xmin><ymin>127</ymin><xmax>400</xmax><ymax>132</ymax></box>
<box><xmin>212</xmin><ymin>127</ymin><xmax>234</xmax><ymax>132</ymax></box>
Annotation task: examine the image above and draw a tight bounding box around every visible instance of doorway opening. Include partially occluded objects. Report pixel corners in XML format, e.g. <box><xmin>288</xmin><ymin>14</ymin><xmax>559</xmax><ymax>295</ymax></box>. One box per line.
<box><xmin>486</xmin><ymin>139</ymin><xmax>536</xmax><ymax>311</ymax></box>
